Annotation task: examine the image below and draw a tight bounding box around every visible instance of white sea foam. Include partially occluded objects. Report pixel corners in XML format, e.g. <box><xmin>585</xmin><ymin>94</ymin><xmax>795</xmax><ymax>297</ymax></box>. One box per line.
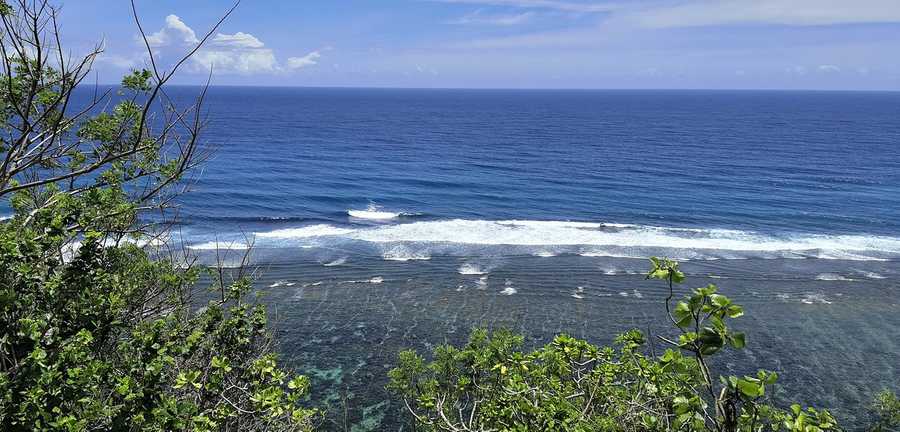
<box><xmin>382</xmin><ymin>245</ymin><xmax>431</xmax><ymax>261</ymax></box>
<box><xmin>499</xmin><ymin>280</ymin><xmax>517</xmax><ymax>295</ymax></box>
<box><xmin>815</xmin><ymin>273</ymin><xmax>853</xmax><ymax>281</ymax></box>
<box><xmin>238</xmin><ymin>219</ymin><xmax>900</xmax><ymax>261</ymax></box>
<box><xmin>188</xmin><ymin>241</ymin><xmax>251</xmax><ymax>250</ymax></box>
<box><xmin>257</xmin><ymin>224</ymin><xmax>354</xmax><ymax>238</ymax></box>
<box><xmin>458</xmin><ymin>263</ymin><xmax>487</xmax><ymax>275</ymax></box>
<box><xmin>323</xmin><ymin>257</ymin><xmax>348</xmax><ymax>267</ymax></box>
<box><xmin>348</xmin><ymin>204</ymin><xmax>412</xmax><ymax>221</ymax></box>
<box><xmin>801</xmin><ymin>293</ymin><xmax>833</xmax><ymax>305</ymax></box>
<box><xmin>856</xmin><ymin>270</ymin><xmax>885</xmax><ymax>279</ymax></box>
<box><xmin>349</xmin><ymin>210</ymin><xmax>399</xmax><ymax>220</ymax></box>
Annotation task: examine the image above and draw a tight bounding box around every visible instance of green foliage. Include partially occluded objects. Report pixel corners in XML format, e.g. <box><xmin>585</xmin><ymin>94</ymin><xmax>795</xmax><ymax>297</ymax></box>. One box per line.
<box><xmin>869</xmin><ymin>391</ymin><xmax>900</xmax><ymax>432</ymax></box>
<box><xmin>0</xmin><ymin>2</ymin><xmax>317</xmax><ymax>430</ymax></box>
<box><xmin>388</xmin><ymin>258</ymin><xmax>845</xmax><ymax>432</ymax></box>
<box><xmin>0</xmin><ymin>224</ymin><xmax>318</xmax><ymax>431</ymax></box>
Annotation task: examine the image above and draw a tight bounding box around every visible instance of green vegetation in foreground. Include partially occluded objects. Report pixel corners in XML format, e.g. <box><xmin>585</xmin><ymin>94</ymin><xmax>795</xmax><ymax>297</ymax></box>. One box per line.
<box><xmin>0</xmin><ymin>1</ymin><xmax>315</xmax><ymax>430</ymax></box>
<box><xmin>388</xmin><ymin>258</ymin><xmax>900</xmax><ymax>432</ymax></box>
<box><xmin>0</xmin><ymin>0</ymin><xmax>897</xmax><ymax>431</ymax></box>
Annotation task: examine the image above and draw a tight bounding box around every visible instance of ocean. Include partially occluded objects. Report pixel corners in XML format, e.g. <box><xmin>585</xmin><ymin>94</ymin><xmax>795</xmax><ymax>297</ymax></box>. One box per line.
<box><xmin>48</xmin><ymin>88</ymin><xmax>900</xmax><ymax>429</ymax></box>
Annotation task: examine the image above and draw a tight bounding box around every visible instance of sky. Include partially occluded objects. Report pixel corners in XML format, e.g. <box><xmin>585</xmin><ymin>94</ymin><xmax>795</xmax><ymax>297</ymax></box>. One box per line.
<box><xmin>58</xmin><ymin>0</ymin><xmax>900</xmax><ymax>90</ymax></box>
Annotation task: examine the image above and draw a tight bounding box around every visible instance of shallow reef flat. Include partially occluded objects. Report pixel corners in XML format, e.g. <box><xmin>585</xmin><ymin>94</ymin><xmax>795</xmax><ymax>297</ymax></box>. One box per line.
<box><xmin>230</xmin><ymin>254</ymin><xmax>900</xmax><ymax>431</ymax></box>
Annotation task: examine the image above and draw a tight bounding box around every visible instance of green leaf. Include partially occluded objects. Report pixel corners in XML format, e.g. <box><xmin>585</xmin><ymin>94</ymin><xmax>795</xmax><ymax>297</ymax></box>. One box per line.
<box><xmin>736</xmin><ymin>378</ymin><xmax>765</xmax><ymax>398</ymax></box>
<box><xmin>729</xmin><ymin>332</ymin><xmax>746</xmax><ymax>349</ymax></box>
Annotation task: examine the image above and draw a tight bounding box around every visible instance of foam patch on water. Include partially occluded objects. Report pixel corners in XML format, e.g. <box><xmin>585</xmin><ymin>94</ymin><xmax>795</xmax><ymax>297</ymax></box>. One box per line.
<box><xmin>815</xmin><ymin>273</ymin><xmax>854</xmax><ymax>281</ymax></box>
<box><xmin>349</xmin><ymin>205</ymin><xmax>401</xmax><ymax>220</ymax></box>
<box><xmin>342</xmin><ymin>277</ymin><xmax>384</xmax><ymax>284</ymax></box>
<box><xmin>571</xmin><ymin>286</ymin><xmax>586</xmax><ymax>299</ymax></box>
<box><xmin>382</xmin><ymin>245</ymin><xmax>431</xmax><ymax>261</ymax></box>
<box><xmin>222</xmin><ymin>219</ymin><xmax>900</xmax><ymax>261</ymax></box>
<box><xmin>323</xmin><ymin>257</ymin><xmax>348</xmax><ymax>267</ymax></box>
<box><xmin>257</xmin><ymin>224</ymin><xmax>354</xmax><ymax>239</ymax></box>
<box><xmin>500</xmin><ymin>286</ymin><xmax>517</xmax><ymax>295</ymax></box>
<box><xmin>801</xmin><ymin>293</ymin><xmax>833</xmax><ymax>305</ymax></box>
<box><xmin>500</xmin><ymin>280</ymin><xmax>517</xmax><ymax>295</ymax></box>
<box><xmin>348</xmin><ymin>204</ymin><xmax>419</xmax><ymax>221</ymax></box>
<box><xmin>458</xmin><ymin>263</ymin><xmax>488</xmax><ymax>275</ymax></box>
<box><xmin>855</xmin><ymin>270</ymin><xmax>885</xmax><ymax>279</ymax></box>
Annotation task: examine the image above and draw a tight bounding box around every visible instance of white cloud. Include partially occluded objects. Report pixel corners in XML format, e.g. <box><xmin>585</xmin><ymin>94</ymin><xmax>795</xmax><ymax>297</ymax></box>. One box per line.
<box><xmin>287</xmin><ymin>51</ymin><xmax>321</xmax><ymax>69</ymax></box>
<box><xmin>630</xmin><ymin>0</ymin><xmax>900</xmax><ymax>28</ymax></box>
<box><xmin>146</xmin><ymin>15</ymin><xmax>199</xmax><ymax>47</ymax></box>
<box><xmin>449</xmin><ymin>10</ymin><xmax>535</xmax><ymax>25</ymax></box>
<box><xmin>144</xmin><ymin>15</ymin><xmax>320</xmax><ymax>75</ymax></box>
<box><xmin>210</xmin><ymin>32</ymin><xmax>266</xmax><ymax>49</ymax></box>
<box><xmin>817</xmin><ymin>64</ymin><xmax>841</xmax><ymax>73</ymax></box>
<box><xmin>430</xmin><ymin>0</ymin><xmax>618</xmax><ymax>13</ymax></box>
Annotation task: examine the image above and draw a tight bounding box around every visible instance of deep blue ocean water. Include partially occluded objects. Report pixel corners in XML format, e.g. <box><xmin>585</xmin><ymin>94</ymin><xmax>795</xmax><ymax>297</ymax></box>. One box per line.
<box><xmin>165</xmin><ymin>87</ymin><xmax>900</xmax><ymax>263</ymax></box>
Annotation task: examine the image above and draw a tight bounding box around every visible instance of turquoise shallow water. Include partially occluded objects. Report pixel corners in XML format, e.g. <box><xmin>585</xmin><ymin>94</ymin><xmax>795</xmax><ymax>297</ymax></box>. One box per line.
<box><xmin>197</xmin><ymin>253</ymin><xmax>899</xmax><ymax>431</ymax></box>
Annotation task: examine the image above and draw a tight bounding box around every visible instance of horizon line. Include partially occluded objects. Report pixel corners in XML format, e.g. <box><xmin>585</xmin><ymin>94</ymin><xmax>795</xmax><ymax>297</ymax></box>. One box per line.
<box><xmin>83</xmin><ymin>83</ymin><xmax>900</xmax><ymax>93</ymax></box>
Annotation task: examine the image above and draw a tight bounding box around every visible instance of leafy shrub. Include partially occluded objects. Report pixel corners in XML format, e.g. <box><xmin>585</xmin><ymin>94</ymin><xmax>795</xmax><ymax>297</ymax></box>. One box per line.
<box><xmin>0</xmin><ymin>227</ymin><xmax>317</xmax><ymax>430</ymax></box>
<box><xmin>0</xmin><ymin>1</ymin><xmax>317</xmax><ymax>430</ymax></box>
<box><xmin>869</xmin><ymin>390</ymin><xmax>900</xmax><ymax>432</ymax></box>
<box><xmin>388</xmin><ymin>258</ymin><xmax>842</xmax><ymax>432</ymax></box>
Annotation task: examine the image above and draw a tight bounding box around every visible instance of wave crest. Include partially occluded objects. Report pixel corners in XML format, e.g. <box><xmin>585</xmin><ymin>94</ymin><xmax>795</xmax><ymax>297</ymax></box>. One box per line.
<box><xmin>190</xmin><ymin>219</ymin><xmax>900</xmax><ymax>261</ymax></box>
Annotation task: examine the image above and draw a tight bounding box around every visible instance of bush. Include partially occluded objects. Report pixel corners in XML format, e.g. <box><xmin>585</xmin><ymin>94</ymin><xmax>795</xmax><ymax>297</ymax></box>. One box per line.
<box><xmin>0</xmin><ymin>1</ymin><xmax>316</xmax><ymax>430</ymax></box>
<box><xmin>0</xmin><ymin>227</ymin><xmax>317</xmax><ymax>430</ymax></box>
<box><xmin>388</xmin><ymin>258</ymin><xmax>842</xmax><ymax>432</ymax></box>
<box><xmin>869</xmin><ymin>390</ymin><xmax>900</xmax><ymax>432</ymax></box>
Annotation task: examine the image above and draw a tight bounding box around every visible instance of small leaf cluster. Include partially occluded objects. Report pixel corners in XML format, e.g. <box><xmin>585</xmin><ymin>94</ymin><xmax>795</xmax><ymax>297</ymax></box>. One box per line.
<box><xmin>869</xmin><ymin>390</ymin><xmax>900</xmax><ymax>432</ymax></box>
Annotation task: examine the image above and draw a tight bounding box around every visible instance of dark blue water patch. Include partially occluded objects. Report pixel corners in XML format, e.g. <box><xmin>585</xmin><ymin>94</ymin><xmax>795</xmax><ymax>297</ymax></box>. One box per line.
<box><xmin>147</xmin><ymin>87</ymin><xmax>900</xmax><ymax>239</ymax></box>
<box><xmin>5</xmin><ymin>87</ymin><xmax>900</xmax><ymax>260</ymax></box>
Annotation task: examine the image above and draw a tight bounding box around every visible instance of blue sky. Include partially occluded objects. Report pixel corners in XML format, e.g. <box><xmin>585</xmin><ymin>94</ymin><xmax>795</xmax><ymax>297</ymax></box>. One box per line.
<box><xmin>60</xmin><ymin>0</ymin><xmax>900</xmax><ymax>90</ymax></box>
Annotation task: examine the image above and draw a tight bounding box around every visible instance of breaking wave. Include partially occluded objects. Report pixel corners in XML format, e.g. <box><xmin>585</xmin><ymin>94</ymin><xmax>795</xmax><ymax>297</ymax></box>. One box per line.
<box><xmin>458</xmin><ymin>263</ymin><xmax>488</xmax><ymax>275</ymax></box>
<box><xmin>347</xmin><ymin>204</ymin><xmax>419</xmax><ymax>221</ymax></box>
<box><xmin>189</xmin><ymin>219</ymin><xmax>900</xmax><ymax>261</ymax></box>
